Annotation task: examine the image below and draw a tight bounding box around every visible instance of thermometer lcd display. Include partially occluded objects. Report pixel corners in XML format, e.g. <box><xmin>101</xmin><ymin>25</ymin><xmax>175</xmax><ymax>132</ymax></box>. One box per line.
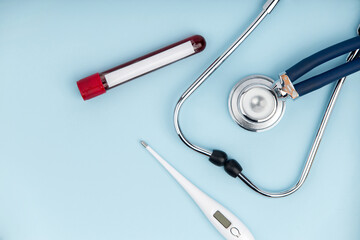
<box><xmin>213</xmin><ymin>211</ymin><xmax>231</xmax><ymax>229</ymax></box>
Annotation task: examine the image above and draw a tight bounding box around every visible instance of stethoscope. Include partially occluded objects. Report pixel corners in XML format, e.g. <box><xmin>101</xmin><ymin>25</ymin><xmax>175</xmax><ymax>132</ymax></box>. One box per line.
<box><xmin>174</xmin><ymin>0</ymin><xmax>360</xmax><ymax>198</ymax></box>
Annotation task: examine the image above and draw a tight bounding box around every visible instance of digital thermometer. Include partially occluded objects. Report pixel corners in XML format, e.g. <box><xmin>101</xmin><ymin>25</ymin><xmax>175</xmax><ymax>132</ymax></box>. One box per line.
<box><xmin>141</xmin><ymin>141</ymin><xmax>255</xmax><ymax>240</ymax></box>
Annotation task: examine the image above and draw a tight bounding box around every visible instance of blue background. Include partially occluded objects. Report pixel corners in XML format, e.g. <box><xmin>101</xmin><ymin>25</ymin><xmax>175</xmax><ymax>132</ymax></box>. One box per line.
<box><xmin>1</xmin><ymin>0</ymin><xmax>359</xmax><ymax>239</ymax></box>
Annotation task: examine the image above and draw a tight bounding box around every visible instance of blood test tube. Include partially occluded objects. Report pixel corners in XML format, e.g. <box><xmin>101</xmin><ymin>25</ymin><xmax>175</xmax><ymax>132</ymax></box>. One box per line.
<box><xmin>77</xmin><ymin>35</ymin><xmax>206</xmax><ymax>100</ymax></box>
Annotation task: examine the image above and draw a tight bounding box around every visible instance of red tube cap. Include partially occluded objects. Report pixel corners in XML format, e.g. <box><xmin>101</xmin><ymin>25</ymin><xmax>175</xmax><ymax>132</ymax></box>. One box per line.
<box><xmin>77</xmin><ymin>73</ymin><xmax>106</xmax><ymax>100</ymax></box>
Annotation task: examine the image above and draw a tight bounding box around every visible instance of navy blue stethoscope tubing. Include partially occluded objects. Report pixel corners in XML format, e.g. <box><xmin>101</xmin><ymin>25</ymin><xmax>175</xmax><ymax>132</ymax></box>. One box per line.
<box><xmin>286</xmin><ymin>36</ymin><xmax>360</xmax><ymax>96</ymax></box>
<box><xmin>294</xmin><ymin>58</ymin><xmax>360</xmax><ymax>96</ymax></box>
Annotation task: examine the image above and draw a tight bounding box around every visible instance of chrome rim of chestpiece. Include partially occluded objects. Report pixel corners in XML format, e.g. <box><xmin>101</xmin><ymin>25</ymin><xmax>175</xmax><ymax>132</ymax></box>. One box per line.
<box><xmin>228</xmin><ymin>75</ymin><xmax>286</xmax><ymax>132</ymax></box>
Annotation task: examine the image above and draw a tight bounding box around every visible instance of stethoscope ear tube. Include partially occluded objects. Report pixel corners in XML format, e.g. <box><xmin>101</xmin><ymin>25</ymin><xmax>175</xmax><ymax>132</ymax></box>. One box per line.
<box><xmin>294</xmin><ymin>58</ymin><xmax>360</xmax><ymax>96</ymax></box>
<box><xmin>286</xmin><ymin>36</ymin><xmax>360</xmax><ymax>82</ymax></box>
<box><xmin>286</xmin><ymin>36</ymin><xmax>360</xmax><ymax>96</ymax></box>
<box><xmin>285</xmin><ymin>36</ymin><xmax>360</xmax><ymax>96</ymax></box>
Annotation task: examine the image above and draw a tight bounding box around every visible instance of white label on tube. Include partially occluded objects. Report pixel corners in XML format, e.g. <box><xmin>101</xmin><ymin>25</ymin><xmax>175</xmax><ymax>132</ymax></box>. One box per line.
<box><xmin>104</xmin><ymin>41</ymin><xmax>195</xmax><ymax>88</ymax></box>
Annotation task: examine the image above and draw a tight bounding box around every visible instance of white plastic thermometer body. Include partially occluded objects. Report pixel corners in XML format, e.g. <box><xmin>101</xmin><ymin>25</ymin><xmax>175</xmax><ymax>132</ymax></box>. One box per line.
<box><xmin>141</xmin><ymin>141</ymin><xmax>255</xmax><ymax>240</ymax></box>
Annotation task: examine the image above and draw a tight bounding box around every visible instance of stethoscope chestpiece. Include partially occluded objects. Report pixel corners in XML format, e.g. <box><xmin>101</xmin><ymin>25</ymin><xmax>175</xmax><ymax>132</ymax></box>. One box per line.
<box><xmin>228</xmin><ymin>75</ymin><xmax>285</xmax><ymax>132</ymax></box>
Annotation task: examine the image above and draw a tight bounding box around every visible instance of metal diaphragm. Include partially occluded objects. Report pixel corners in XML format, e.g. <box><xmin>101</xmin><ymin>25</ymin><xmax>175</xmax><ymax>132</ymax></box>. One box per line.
<box><xmin>228</xmin><ymin>75</ymin><xmax>285</xmax><ymax>132</ymax></box>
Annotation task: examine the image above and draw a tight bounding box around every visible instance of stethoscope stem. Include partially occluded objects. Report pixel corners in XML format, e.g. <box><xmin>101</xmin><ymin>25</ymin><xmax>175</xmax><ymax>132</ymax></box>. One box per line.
<box><xmin>174</xmin><ymin>1</ymin><xmax>279</xmax><ymax>157</ymax></box>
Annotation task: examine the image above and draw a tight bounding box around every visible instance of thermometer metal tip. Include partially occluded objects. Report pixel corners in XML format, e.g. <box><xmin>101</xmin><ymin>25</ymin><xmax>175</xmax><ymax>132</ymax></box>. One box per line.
<box><xmin>140</xmin><ymin>140</ymin><xmax>148</xmax><ymax>148</ymax></box>
<box><xmin>140</xmin><ymin>140</ymin><xmax>255</xmax><ymax>240</ymax></box>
